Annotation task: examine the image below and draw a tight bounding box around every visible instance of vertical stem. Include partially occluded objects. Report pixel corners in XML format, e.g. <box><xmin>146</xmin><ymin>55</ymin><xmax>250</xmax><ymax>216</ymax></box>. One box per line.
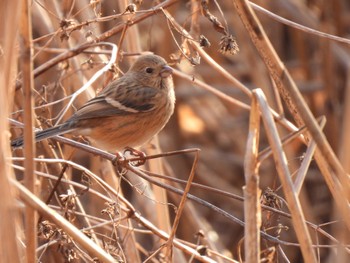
<box><xmin>244</xmin><ymin>92</ymin><xmax>261</xmax><ymax>262</ymax></box>
<box><xmin>0</xmin><ymin>0</ymin><xmax>23</xmax><ymax>261</ymax></box>
<box><xmin>255</xmin><ymin>89</ymin><xmax>317</xmax><ymax>263</ymax></box>
<box><xmin>20</xmin><ymin>0</ymin><xmax>37</xmax><ymax>261</ymax></box>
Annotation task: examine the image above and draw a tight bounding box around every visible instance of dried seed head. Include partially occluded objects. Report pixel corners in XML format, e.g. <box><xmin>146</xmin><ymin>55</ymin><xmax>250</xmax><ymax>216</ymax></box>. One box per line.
<box><xmin>219</xmin><ymin>34</ymin><xmax>239</xmax><ymax>55</ymax></box>
<box><xmin>126</xmin><ymin>4</ymin><xmax>137</xmax><ymax>13</ymax></box>
<box><xmin>199</xmin><ymin>35</ymin><xmax>211</xmax><ymax>48</ymax></box>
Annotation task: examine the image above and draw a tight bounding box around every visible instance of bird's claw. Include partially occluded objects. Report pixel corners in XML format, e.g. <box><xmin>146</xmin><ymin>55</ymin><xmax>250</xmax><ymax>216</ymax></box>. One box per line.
<box><xmin>113</xmin><ymin>152</ymin><xmax>128</xmax><ymax>175</ymax></box>
<box><xmin>123</xmin><ymin>147</ymin><xmax>146</xmax><ymax>166</ymax></box>
<box><xmin>112</xmin><ymin>147</ymin><xmax>146</xmax><ymax>175</ymax></box>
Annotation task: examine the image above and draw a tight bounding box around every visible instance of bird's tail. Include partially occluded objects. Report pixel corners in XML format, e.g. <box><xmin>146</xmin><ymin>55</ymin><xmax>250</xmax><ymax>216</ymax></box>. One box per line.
<box><xmin>11</xmin><ymin>123</ymin><xmax>75</xmax><ymax>148</ymax></box>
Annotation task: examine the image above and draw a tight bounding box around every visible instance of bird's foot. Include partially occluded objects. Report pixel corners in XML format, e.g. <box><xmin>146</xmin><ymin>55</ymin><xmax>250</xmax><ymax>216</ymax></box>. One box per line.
<box><xmin>123</xmin><ymin>147</ymin><xmax>146</xmax><ymax>166</ymax></box>
<box><xmin>113</xmin><ymin>147</ymin><xmax>146</xmax><ymax>174</ymax></box>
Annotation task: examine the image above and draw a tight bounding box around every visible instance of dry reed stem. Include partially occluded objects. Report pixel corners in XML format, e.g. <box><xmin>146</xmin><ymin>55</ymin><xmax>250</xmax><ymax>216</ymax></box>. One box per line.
<box><xmin>19</xmin><ymin>0</ymin><xmax>37</xmax><ymax>260</ymax></box>
<box><xmin>0</xmin><ymin>0</ymin><xmax>23</xmax><ymax>261</ymax></box>
<box><xmin>254</xmin><ymin>89</ymin><xmax>317</xmax><ymax>262</ymax></box>
<box><xmin>243</xmin><ymin>92</ymin><xmax>261</xmax><ymax>262</ymax></box>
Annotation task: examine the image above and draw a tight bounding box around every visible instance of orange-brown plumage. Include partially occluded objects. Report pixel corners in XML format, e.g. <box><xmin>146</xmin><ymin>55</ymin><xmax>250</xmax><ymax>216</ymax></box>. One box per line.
<box><xmin>11</xmin><ymin>54</ymin><xmax>175</xmax><ymax>151</ymax></box>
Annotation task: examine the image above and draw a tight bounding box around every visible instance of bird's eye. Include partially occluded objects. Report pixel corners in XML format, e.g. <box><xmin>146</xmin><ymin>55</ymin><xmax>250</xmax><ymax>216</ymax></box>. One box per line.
<box><xmin>145</xmin><ymin>67</ymin><xmax>154</xmax><ymax>73</ymax></box>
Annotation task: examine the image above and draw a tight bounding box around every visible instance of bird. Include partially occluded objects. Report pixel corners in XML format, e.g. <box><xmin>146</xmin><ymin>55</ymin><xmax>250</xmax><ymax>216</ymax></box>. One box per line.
<box><xmin>11</xmin><ymin>54</ymin><xmax>175</xmax><ymax>152</ymax></box>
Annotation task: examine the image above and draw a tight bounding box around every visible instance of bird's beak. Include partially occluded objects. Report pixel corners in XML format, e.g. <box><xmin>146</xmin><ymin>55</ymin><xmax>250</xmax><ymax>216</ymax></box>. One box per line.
<box><xmin>160</xmin><ymin>65</ymin><xmax>173</xmax><ymax>78</ymax></box>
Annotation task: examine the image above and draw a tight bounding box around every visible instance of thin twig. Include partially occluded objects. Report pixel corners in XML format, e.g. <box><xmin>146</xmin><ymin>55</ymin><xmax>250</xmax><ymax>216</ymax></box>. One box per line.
<box><xmin>165</xmin><ymin>149</ymin><xmax>200</xmax><ymax>260</ymax></box>
<box><xmin>250</xmin><ymin>1</ymin><xmax>350</xmax><ymax>46</ymax></box>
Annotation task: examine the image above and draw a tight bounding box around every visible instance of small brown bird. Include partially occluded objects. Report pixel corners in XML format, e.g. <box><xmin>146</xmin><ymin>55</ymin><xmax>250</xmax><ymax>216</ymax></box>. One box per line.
<box><xmin>12</xmin><ymin>54</ymin><xmax>175</xmax><ymax>152</ymax></box>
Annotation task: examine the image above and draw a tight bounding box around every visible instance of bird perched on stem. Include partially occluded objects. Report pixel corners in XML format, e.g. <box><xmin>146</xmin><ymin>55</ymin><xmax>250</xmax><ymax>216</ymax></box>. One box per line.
<box><xmin>12</xmin><ymin>54</ymin><xmax>175</xmax><ymax>152</ymax></box>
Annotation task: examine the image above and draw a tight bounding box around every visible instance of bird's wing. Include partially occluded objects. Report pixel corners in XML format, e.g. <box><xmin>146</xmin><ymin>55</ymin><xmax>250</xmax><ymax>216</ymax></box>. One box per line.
<box><xmin>71</xmin><ymin>81</ymin><xmax>159</xmax><ymax>121</ymax></box>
